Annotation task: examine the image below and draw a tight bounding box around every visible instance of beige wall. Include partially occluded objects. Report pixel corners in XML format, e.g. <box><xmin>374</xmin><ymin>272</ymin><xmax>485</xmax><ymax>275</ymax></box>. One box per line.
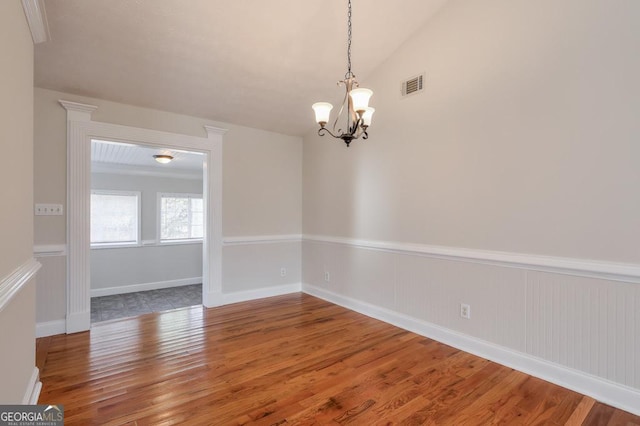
<box><xmin>34</xmin><ymin>87</ymin><xmax>303</xmax><ymax>325</ymax></box>
<box><xmin>302</xmin><ymin>0</ymin><xmax>640</xmax><ymax>406</ymax></box>
<box><xmin>303</xmin><ymin>0</ymin><xmax>640</xmax><ymax>264</ymax></box>
<box><xmin>0</xmin><ymin>0</ymin><xmax>37</xmax><ymax>403</ymax></box>
<box><xmin>35</xmin><ymin>87</ymin><xmax>302</xmax><ymax>244</ymax></box>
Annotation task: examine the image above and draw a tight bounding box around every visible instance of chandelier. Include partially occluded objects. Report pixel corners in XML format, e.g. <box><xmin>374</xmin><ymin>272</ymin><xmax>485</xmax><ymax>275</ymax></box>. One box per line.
<box><xmin>312</xmin><ymin>0</ymin><xmax>374</xmax><ymax>147</ymax></box>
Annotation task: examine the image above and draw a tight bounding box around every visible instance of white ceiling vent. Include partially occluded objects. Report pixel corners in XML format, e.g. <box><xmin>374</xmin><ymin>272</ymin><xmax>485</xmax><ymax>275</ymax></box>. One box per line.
<box><xmin>401</xmin><ymin>73</ymin><xmax>425</xmax><ymax>97</ymax></box>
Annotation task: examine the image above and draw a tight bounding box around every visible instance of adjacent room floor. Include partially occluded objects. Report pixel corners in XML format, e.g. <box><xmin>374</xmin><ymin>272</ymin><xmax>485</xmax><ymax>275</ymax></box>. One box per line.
<box><xmin>38</xmin><ymin>293</ymin><xmax>640</xmax><ymax>425</ymax></box>
<box><xmin>90</xmin><ymin>284</ymin><xmax>202</xmax><ymax>323</ymax></box>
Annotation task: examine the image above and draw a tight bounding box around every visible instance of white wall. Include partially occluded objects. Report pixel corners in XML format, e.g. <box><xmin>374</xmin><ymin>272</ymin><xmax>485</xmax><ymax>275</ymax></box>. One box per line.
<box><xmin>34</xmin><ymin>88</ymin><xmax>303</xmax><ymax>329</ymax></box>
<box><xmin>304</xmin><ymin>0</ymin><xmax>640</xmax><ymax>263</ymax></box>
<box><xmin>0</xmin><ymin>0</ymin><xmax>39</xmax><ymax>403</ymax></box>
<box><xmin>90</xmin><ymin>172</ymin><xmax>203</xmax><ymax>295</ymax></box>
<box><xmin>302</xmin><ymin>0</ymin><xmax>640</xmax><ymax>414</ymax></box>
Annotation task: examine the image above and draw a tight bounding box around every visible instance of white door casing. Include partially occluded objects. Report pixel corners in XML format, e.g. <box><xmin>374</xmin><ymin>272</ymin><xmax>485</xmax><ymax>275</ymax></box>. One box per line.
<box><xmin>60</xmin><ymin>100</ymin><xmax>225</xmax><ymax>333</ymax></box>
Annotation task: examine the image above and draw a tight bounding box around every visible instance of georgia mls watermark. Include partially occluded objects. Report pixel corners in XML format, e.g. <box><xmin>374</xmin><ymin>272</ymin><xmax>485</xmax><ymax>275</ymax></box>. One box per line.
<box><xmin>0</xmin><ymin>405</ymin><xmax>63</xmax><ymax>426</ymax></box>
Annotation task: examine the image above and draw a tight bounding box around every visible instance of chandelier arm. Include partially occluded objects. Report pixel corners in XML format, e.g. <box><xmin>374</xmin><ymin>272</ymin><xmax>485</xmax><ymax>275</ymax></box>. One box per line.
<box><xmin>318</xmin><ymin>127</ymin><xmax>340</xmax><ymax>139</ymax></box>
<box><xmin>332</xmin><ymin>83</ymin><xmax>350</xmax><ymax>135</ymax></box>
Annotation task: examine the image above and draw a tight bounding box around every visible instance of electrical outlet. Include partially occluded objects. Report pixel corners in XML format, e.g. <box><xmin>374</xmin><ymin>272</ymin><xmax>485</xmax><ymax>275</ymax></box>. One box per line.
<box><xmin>324</xmin><ymin>271</ymin><xmax>330</xmax><ymax>282</ymax></box>
<box><xmin>280</xmin><ymin>268</ymin><xmax>287</xmax><ymax>277</ymax></box>
<box><xmin>460</xmin><ymin>303</ymin><xmax>471</xmax><ymax>319</ymax></box>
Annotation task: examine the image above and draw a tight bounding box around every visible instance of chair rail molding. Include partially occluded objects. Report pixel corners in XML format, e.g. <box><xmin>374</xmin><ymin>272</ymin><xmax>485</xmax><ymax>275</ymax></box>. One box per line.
<box><xmin>33</xmin><ymin>244</ymin><xmax>67</xmax><ymax>257</ymax></box>
<box><xmin>303</xmin><ymin>234</ymin><xmax>640</xmax><ymax>283</ymax></box>
<box><xmin>0</xmin><ymin>258</ymin><xmax>41</xmax><ymax>313</ymax></box>
<box><xmin>223</xmin><ymin>234</ymin><xmax>302</xmax><ymax>246</ymax></box>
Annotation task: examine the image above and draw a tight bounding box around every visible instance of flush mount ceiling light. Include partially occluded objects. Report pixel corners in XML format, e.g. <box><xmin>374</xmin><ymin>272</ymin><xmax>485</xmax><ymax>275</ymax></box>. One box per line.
<box><xmin>312</xmin><ymin>0</ymin><xmax>375</xmax><ymax>147</ymax></box>
<box><xmin>153</xmin><ymin>154</ymin><xmax>174</xmax><ymax>164</ymax></box>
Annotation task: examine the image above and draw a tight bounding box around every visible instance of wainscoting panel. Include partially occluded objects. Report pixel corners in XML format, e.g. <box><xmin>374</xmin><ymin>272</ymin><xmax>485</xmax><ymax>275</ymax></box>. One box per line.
<box><xmin>34</xmin><ymin>251</ymin><xmax>66</xmax><ymax>325</ymax></box>
<box><xmin>222</xmin><ymin>240</ymin><xmax>301</xmax><ymax>293</ymax></box>
<box><xmin>395</xmin><ymin>254</ymin><xmax>527</xmax><ymax>352</ymax></box>
<box><xmin>526</xmin><ymin>271</ymin><xmax>639</xmax><ymax>389</ymax></box>
<box><xmin>302</xmin><ymin>237</ymin><xmax>640</xmax><ymax>415</ymax></box>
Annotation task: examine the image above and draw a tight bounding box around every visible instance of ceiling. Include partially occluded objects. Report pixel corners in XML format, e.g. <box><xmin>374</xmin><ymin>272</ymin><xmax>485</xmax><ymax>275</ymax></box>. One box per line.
<box><xmin>35</xmin><ymin>0</ymin><xmax>448</xmax><ymax>136</ymax></box>
<box><xmin>92</xmin><ymin>139</ymin><xmax>203</xmax><ymax>178</ymax></box>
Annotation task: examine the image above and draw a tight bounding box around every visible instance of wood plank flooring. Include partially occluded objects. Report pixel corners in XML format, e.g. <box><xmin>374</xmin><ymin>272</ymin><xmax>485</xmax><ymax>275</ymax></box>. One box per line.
<box><xmin>37</xmin><ymin>293</ymin><xmax>640</xmax><ymax>425</ymax></box>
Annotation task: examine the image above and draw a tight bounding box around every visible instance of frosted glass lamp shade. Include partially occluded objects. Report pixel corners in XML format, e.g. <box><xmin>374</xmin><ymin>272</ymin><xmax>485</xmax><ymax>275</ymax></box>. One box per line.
<box><xmin>361</xmin><ymin>107</ymin><xmax>375</xmax><ymax>126</ymax></box>
<box><xmin>350</xmin><ymin>88</ymin><xmax>373</xmax><ymax>112</ymax></box>
<box><xmin>312</xmin><ymin>102</ymin><xmax>333</xmax><ymax>126</ymax></box>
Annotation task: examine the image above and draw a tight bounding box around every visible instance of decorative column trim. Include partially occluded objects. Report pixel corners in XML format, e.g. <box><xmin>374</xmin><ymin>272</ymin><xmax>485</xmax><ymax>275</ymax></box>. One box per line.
<box><xmin>62</xmin><ymin>100</ymin><xmax>97</xmax><ymax>333</ymax></box>
<box><xmin>204</xmin><ymin>125</ymin><xmax>228</xmax><ymax>136</ymax></box>
<box><xmin>203</xmin><ymin>125</ymin><xmax>227</xmax><ymax>307</ymax></box>
<box><xmin>59</xmin><ymin>100</ymin><xmax>98</xmax><ymax>121</ymax></box>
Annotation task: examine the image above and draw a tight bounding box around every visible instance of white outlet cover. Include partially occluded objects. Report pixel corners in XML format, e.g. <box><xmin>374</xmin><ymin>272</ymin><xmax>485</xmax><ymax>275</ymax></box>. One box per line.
<box><xmin>460</xmin><ymin>303</ymin><xmax>471</xmax><ymax>319</ymax></box>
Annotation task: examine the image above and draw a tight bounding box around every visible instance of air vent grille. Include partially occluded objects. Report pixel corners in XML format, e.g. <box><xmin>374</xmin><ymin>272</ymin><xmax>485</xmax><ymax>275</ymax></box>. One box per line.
<box><xmin>401</xmin><ymin>73</ymin><xmax>425</xmax><ymax>97</ymax></box>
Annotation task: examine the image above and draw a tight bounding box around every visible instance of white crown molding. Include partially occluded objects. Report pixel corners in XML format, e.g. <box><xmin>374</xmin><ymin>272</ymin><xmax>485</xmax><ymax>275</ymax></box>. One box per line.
<box><xmin>303</xmin><ymin>234</ymin><xmax>640</xmax><ymax>283</ymax></box>
<box><xmin>0</xmin><ymin>258</ymin><xmax>41</xmax><ymax>314</ymax></box>
<box><xmin>92</xmin><ymin>162</ymin><xmax>203</xmax><ymax>180</ymax></box>
<box><xmin>33</xmin><ymin>244</ymin><xmax>67</xmax><ymax>257</ymax></box>
<box><xmin>21</xmin><ymin>0</ymin><xmax>49</xmax><ymax>44</ymax></box>
<box><xmin>223</xmin><ymin>234</ymin><xmax>302</xmax><ymax>246</ymax></box>
<box><xmin>302</xmin><ymin>283</ymin><xmax>640</xmax><ymax>417</ymax></box>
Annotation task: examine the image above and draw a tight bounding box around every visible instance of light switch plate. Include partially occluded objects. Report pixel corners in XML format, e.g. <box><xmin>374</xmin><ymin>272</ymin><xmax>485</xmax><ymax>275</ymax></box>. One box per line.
<box><xmin>35</xmin><ymin>204</ymin><xmax>64</xmax><ymax>216</ymax></box>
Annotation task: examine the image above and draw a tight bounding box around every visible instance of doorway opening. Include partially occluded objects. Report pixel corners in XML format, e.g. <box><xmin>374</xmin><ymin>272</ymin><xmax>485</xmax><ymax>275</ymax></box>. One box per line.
<box><xmin>61</xmin><ymin>98</ymin><xmax>225</xmax><ymax>334</ymax></box>
<box><xmin>89</xmin><ymin>139</ymin><xmax>205</xmax><ymax>323</ymax></box>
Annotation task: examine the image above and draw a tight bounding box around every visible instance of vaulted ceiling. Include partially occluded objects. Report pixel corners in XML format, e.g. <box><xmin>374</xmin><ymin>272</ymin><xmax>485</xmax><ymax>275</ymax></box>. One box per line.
<box><xmin>35</xmin><ymin>0</ymin><xmax>448</xmax><ymax>136</ymax></box>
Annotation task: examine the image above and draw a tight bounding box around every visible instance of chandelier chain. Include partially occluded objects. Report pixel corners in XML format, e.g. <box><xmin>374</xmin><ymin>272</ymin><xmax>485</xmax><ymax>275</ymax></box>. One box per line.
<box><xmin>346</xmin><ymin>0</ymin><xmax>352</xmax><ymax>78</ymax></box>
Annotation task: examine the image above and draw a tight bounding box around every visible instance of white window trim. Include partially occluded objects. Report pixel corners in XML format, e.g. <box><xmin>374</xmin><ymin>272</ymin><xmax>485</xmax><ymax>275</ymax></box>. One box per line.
<box><xmin>90</xmin><ymin>189</ymin><xmax>142</xmax><ymax>248</ymax></box>
<box><xmin>157</xmin><ymin>192</ymin><xmax>204</xmax><ymax>243</ymax></box>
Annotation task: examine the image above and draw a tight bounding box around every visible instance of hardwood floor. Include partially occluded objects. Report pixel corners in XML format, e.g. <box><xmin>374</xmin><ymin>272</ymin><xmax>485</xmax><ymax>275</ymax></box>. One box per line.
<box><xmin>37</xmin><ymin>293</ymin><xmax>640</xmax><ymax>425</ymax></box>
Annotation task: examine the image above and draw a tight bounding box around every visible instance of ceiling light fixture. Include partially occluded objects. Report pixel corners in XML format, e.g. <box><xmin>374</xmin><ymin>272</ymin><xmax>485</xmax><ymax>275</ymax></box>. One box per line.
<box><xmin>153</xmin><ymin>154</ymin><xmax>174</xmax><ymax>164</ymax></box>
<box><xmin>312</xmin><ymin>0</ymin><xmax>374</xmax><ymax>147</ymax></box>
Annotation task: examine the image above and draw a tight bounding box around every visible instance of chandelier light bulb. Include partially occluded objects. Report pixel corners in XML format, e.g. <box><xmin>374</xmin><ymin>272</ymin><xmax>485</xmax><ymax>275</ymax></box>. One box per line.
<box><xmin>350</xmin><ymin>88</ymin><xmax>373</xmax><ymax>113</ymax></box>
<box><xmin>312</xmin><ymin>102</ymin><xmax>333</xmax><ymax>127</ymax></box>
<box><xmin>361</xmin><ymin>107</ymin><xmax>375</xmax><ymax>127</ymax></box>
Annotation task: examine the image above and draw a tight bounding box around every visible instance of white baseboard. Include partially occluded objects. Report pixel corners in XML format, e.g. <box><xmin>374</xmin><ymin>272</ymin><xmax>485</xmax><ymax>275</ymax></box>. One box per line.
<box><xmin>66</xmin><ymin>310</ymin><xmax>90</xmax><ymax>334</ymax></box>
<box><xmin>22</xmin><ymin>367</ymin><xmax>41</xmax><ymax>404</ymax></box>
<box><xmin>36</xmin><ymin>319</ymin><xmax>66</xmax><ymax>338</ymax></box>
<box><xmin>302</xmin><ymin>283</ymin><xmax>640</xmax><ymax>417</ymax></box>
<box><xmin>90</xmin><ymin>277</ymin><xmax>202</xmax><ymax>298</ymax></box>
<box><xmin>205</xmin><ymin>283</ymin><xmax>302</xmax><ymax>308</ymax></box>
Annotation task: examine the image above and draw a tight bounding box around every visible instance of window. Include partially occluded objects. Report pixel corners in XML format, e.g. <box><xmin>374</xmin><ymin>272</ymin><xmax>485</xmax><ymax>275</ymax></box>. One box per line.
<box><xmin>91</xmin><ymin>190</ymin><xmax>141</xmax><ymax>245</ymax></box>
<box><xmin>159</xmin><ymin>193</ymin><xmax>204</xmax><ymax>241</ymax></box>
